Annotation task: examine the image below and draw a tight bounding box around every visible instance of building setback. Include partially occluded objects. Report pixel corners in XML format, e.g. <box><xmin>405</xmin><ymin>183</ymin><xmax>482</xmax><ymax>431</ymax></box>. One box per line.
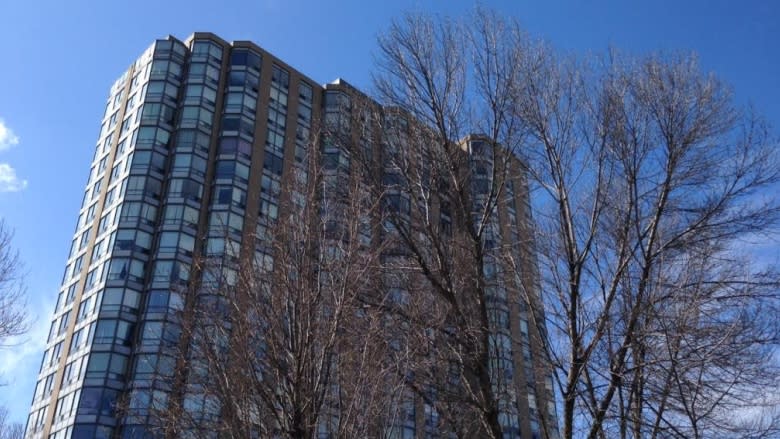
<box><xmin>25</xmin><ymin>33</ymin><xmax>558</xmax><ymax>439</ymax></box>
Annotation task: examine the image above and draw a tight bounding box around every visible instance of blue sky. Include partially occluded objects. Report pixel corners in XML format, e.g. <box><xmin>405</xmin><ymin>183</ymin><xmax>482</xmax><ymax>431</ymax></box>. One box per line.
<box><xmin>0</xmin><ymin>0</ymin><xmax>778</xmax><ymax>426</ymax></box>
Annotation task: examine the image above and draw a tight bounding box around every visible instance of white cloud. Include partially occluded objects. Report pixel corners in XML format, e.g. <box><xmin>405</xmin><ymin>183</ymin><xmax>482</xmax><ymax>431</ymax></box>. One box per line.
<box><xmin>0</xmin><ymin>119</ymin><xmax>19</xmax><ymax>152</ymax></box>
<box><xmin>0</xmin><ymin>118</ymin><xmax>25</xmax><ymax>192</ymax></box>
<box><xmin>0</xmin><ymin>163</ymin><xmax>27</xmax><ymax>192</ymax></box>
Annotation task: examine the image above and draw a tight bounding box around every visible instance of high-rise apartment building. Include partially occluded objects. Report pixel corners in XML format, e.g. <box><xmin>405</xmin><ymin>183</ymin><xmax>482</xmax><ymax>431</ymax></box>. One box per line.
<box><xmin>25</xmin><ymin>33</ymin><xmax>557</xmax><ymax>439</ymax></box>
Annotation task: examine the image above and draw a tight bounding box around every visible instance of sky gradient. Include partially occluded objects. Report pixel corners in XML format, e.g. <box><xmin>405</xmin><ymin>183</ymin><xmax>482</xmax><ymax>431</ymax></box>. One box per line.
<box><xmin>0</xmin><ymin>0</ymin><xmax>778</xmax><ymax>426</ymax></box>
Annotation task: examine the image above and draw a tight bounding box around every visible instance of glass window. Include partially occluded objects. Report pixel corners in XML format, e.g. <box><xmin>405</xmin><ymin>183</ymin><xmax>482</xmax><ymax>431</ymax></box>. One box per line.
<box><xmin>94</xmin><ymin>320</ymin><xmax>116</xmax><ymax>344</ymax></box>
<box><xmin>175</xmin><ymin>129</ymin><xmax>211</xmax><ymax>153</ymax></box>
<box><xmin>230</xmin><ymin>49</ymin><xmax>261</xmax><ymax>71</ymax></box>
<box><xmin>271</xmin><ymin>64</ymin><xmax>290</xmax><ymax>89</ymax></box>
<box><xmin>134</xmin><ymin>354</ymin><xmax>157</xmax><ymax>378</ymax></box>
<box><xmin>57</xmin><ymin>311</ymin><xmax>70</xmax><ymax>335</ymax></box>
<box><xmin>158</xmin><ymin>232</ymin><xmax>179</xmax><ymax>256</ymax></box>
<box><xmin>261</xmin><ymin>173</ymin><xmax>281</xmax><ymax>196</ymax></box>
<box><xmin>213</xmin><ymin>185</ymin><xmax>246</xmax><ymax>209</ymax></box>
<box><xmin>298</xmin><ymin>105</ymin><xmax>312</xmax><ymax>123</ymax></box>
<box><xmin>108</xmin><ymin>354</ymin><xmax>128</xmax><ymax>380</ymax></box>
<box><xmin>168</xmin><ymin>178</ymin><xmax>203</xmax><ymax>201</ymax></box>
<box><xmin>147</xmin><ymin>290</ymin><xmax>168</xmax><ymax>312</ymax></box>
<box><xmin>86</xmin><ymin>354</ymin><xmax>110</xmax><ymax>377</ymax></box>
<box><xmin>215</xmin><ymin>160</ymin><xmax>234</xmax><ymax>180</ymax></box>
<box><xmin>270</xmin><ymin>87</ymin><xmax>288</xmax><ymax>108</ymax></box>
<box><xmin>192</xmin><ymin>40</ymin><xmax>223</xmax><ymax>61</ymax></box>
<box><xmin>299</xmin><ymin>82</ymin><xmax>313</xmax><ymax>103</ymax></box>
<box><xmin>101</xmin><ymin>288</ymin><xmax>123</xmax><ymax>312</ymax></box>
<box><xmin>228</xmin><ymin>71</ymin><xmax>246</xmax><ymax>87</ymax></box>
<box><xmin>124</xmin><ymin>288</ymin><xmax>140</xmax><ymax>311</ymax></box>
<box><xmin>219</xmin><ymin>136</ymin><xmax>252</xmax><ymax>157</ymax></box>
<box><xmin>263</xmin><ymin>152</ymin><xmax>284</xmax><ymax>176</ymax></box>
<box><xmin>77</xmin><ymin>388</ymin><xmax>102</xmax><ymax>415</ymax></box>
<box><xmin>100</xmin><ymin>389</ymin><xmax>118</xmax><ymax>416</ymax></box>
<box><xmin>141</xmin><ymin>322</ymin><xmax>162</xmax><ymax>345</ymax></box>
<box><xmin>259</xmin><ymin>197</ymin><xmax>278</xmax><ymax>220</ymax></box>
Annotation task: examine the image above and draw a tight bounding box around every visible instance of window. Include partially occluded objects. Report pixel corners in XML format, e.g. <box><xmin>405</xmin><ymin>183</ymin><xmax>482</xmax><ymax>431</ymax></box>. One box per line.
<box><xmin>71</xmin><ymin>255</ymin><xmax>84</xmax><ymax>278</ymax></box>
<box><xmin>91</xmin><ymin>180</ymin><xmax>102</xmax><ymax>200</ymax></box>
<box><xmin>172</xmin><ymin>153</ymin><xmax>207</xmax><ymax>176</ymax></box>
<box><xmin>64</xmin><ymin>284</ymin><xmax>77</xmax><ymax>305</ymax></box>
<box><xmin>260</xmin><ymin>172</ymin><xmax>281</xmax><ymax>196</ymax></box>
<box><xmin>181</xmin><ymin>106</ymin><xmax>214</xmax><ymax>130</ymax></box>
<box><xmin>97</xmin><ymin>156</ymin><xmax>108</xmax><ymax>174</ymax></box>
<box><xmin>134</xmin><ymin>126</ymin><xmax>172</xmax><ymax>149</ymax></box>
<box><xmin>324</xmin><ymin>90</ymin><xmax>350</xmax><ymax>110</ymax></box>
<box><xmin>94</xmin><ymin>320</ymin><xmax>116</xmax><ymax>344</ymax></box>
<box><xmin>107</xmin><ymin>258</ymin><xmax>144</xmax><ymax>282</ymax></box>
<box><xmin>50</xmin><ymin>342</ymin><xmax>63</xmax><ymax>367</ymax></box>
<box><xmin>79</xmin><ymin>227</ymin><xmax>91</xmax><ymax>250</ymax></box>
<box><xmin>163</xmin><ymin>204</ymin><xmax>199</xmax><ymax>228</ymax></box>
<box><xmin>85</xmin><ymin>267</ymin><xmax>100</xmax><ymax>290</ymax></box>
<box><xmin>85</xmin><ymin>203</ymin><xmax>97</xmax><ymax>223</ymax></box>
<box><xmin>175</xmin><ymin>129</ymin><xmax>211</xmax><ymax>153</ymax></box>
<box><xmin>215</xmin><ymin>160</ymin><xmax>250</xmax><ymax>182</ymax></box>
<box><xmin>213</xmin><ymin>185</ymin><xmax>246</xmax><ymax>209</ymax></box>
<box><xmin>271</xmin><ymin>64</ymin><xmax>290</xmax><ymax>89</ymax></box>
<box><xmin>299</xmin><ymin>81</ymin><xmax>313</xmax><ymax>103</ymax></box>
<box><xmin>168</xmin><ymin>178</ymin><xmax>203</xmax><ymax>201</ymax></box>
<box><xmin>298</xmin><ymin>105</ymin><xmax>311</xmax><ymax>123</ymax></box>
<box><xmin>147</xmin><ymin>290</ymin><xmax>169</xmax><ymax>313</ymax></box>
<box><xmin>228</xmin><ymin>70</ymin><xmax>245</xmax><ymax>87</ymax></box>
<box><xmin>100</xmin><ymin>288</ymin><xmax>139</xmax><ymax>313</ymax></box>
<box><xmin>98</xmin><ymin>212</ymin><xmax>111</xmax><ymax>234</ymax></box>
<box><xmin>157</xmin><ymin>232</ymin><xmax>178</xmax><ymax>256</ymax></box>
<box><xmin>224</xmin><ymin>92</ymin><xmax>256</xmax><ymax>114</ymax></box>
<box><xmin>219</xmin><ymin>137</ymin><xmax>252</xmax><ymax>158</ymax></box>
<box><xmin>150</xmin><ymin>59</ymin><xmax>182</xmax><ymax>81</ymax></box>
<box><xmin>209</xmin><ymin>211</ymin><xmax>244</xmax><ymax>235</ymax></box>
<box><xmin>222</xmin><ymin>115</ymin><xmax>255</xmax><ymax>135</ymax></box>
<box><xmin>57</xmin><ymin>311</ymin><xmax>71</xmax><ymax>335</ymax></box>
<box><xmin>263</xmin><ymin>152</ymin><xmax>284</xmax><ymax>176</ymax></box>
<box><xmin>267</xmin><ymin>108</ymin><xmax>286</xmax><ymax>130</ymax></box>
<box><xmin>259</xmin><ymin>197</ymin><xmax>278</xmax><ymax>220</ymax></box>
<box><xmin>119</xmin><ymin>202</ymin><xmax>158</xmax><ymax>226</ymax></box>
<box><xmin>266</xmin><ymin>129</ymin><xmax>284</xmax><ymax>154</ymax></box>
<box><xmin>120</xmin><ymin>116</ymin><xmax>132</xmax><ymax>134</ymax></box>
<box><xmin>152</xmin><ymin>260</ymin><xmax>190</xmax><ymax>283</ymax></box>
<box><xmin>108</xmin><ymin>111</ymin><xmax>119</xmax><ymax>129</ymax></box>
<box><xmin>109</xmin><ymin>162</ymin><xmax>121</xmax><ymax>184</ymax></box>
<box><xmin>140</xmin><ymin>322</ymin><xmax>162</xmax><ymax>345</ymax></box>
<box><xmin>141</xmin><ymin>103</ymin><xmax>176</xmax><ymax>125</ymax></box>
<box><xmin>383</xmin><ymin>193</ymin><xmax>411</xmax><ymax>216</ymax></box>
<box><xmin>270</xmin><ymin>86</ymin><xmax>288</xmax><ymax>109</ymax></box>
<box><xmin>131</xmin><ymin>150</ymin><xmax>166</xmax><ymax>174</ymax></box>
<box><xmin>114</xmin><ymin>229</ymin><xmax>152</xmax><ymax>253</ymax></box>
<box><xmin>70</xmin><ymin>327</ymin><xmax>86</xmax><ymax>351</ymax></box>
<box><xmin>230</xmin><ymin>49</ymin><xmax>261</xmax><ymax>71</ymax></box>
<box><xmin>114</xmin><ymin>320</ymin><xmax>133</xmax><ymax>346</ymax></box>
<box><xmin>192</xmin><ymin>40</ymin><xmax>223</xmax><ymax>61</ymax></box>
<box><xmin>184</xmin><ymin>84</ymin><xmax>217</xmax><ymax>106</ymax></box>
<box><xmin>62</xmin><ymin>356</ymin><xmax>85</xmax><ymax>385</ymax></box>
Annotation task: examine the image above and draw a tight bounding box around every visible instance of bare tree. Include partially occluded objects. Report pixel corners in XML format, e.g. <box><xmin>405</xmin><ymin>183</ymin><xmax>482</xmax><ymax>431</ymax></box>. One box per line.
<box><xmin>372</xmin><ymin>9</ymin><xmax>780</xmax><ymax>439</ymax></box>
<box><xmin>0</xmin><ymin>221</ymin><xmax>27</xmax><ymax>439</ymax></box>
<box><xmin>0</xmin><ymin>219</ymin><xmax>27</xmax><ymax>347</ymax></box>
<box><xmin>122</xmin><ymin>11</ymin><xmax>780</xmax><ymax>439</ymax></box>
<box><xmin>0</xmin><ymin>407</ymin><xmax>24</xmax><ymax>439</ymax></box>
<box><xmin>513</xmin><ymin>42</ymin><xmax>780</xmax><ymax>439</ymax></box>
<box><xmin>137</xmin><ymin>140</ymin><xmax>402</xmax><ymax>438</ymax></box>
<box><xmin>361</xmin><ymin>10</ymin><xmax>557</xmax><ymax>439</ymax></box>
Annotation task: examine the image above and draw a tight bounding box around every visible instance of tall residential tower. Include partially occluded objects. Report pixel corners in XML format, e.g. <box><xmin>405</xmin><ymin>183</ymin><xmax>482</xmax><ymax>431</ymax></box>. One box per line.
<box><xmin>26</xmin><ymin>34</ymin><xmax>557</xmax><ymax>439</ymax></box>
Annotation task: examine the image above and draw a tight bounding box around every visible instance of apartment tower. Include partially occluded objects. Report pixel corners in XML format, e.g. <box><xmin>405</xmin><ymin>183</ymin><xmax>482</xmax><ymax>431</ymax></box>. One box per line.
<box><xmin>26</xmin><ymin>34</ymin><xmax>557</xmax><ymax>439</ymax></box>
